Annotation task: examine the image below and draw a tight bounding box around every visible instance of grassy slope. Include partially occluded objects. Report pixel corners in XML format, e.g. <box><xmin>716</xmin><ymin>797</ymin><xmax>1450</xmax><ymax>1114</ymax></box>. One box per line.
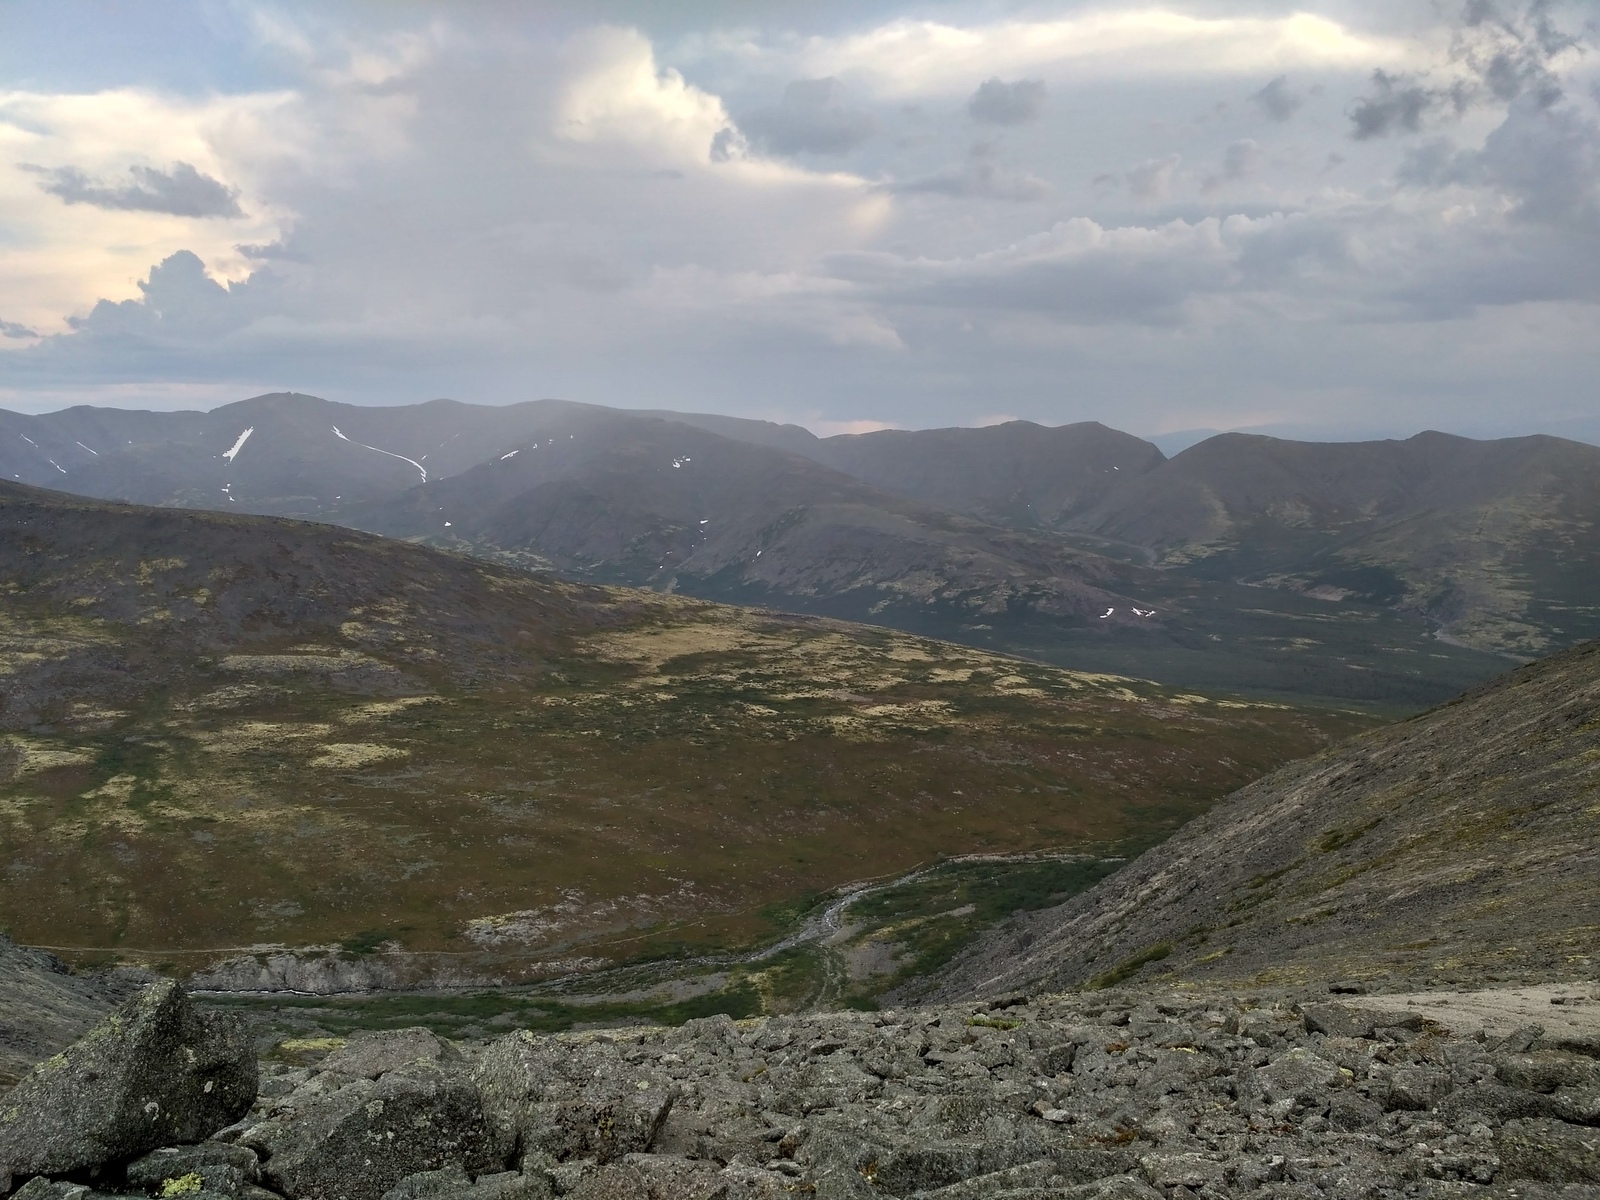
<box><xmin>0</xmin><ymin>482</ymin><xmax>1374</xmax><ymax>977</ymax></box>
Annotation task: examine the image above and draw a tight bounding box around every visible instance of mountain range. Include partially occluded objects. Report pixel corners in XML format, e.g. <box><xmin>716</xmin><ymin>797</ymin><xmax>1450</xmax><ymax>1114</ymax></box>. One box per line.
<box><xmin>6</xmin><ymin>392</ymin><xmax>1598</xmax><ymax>706</ymax></box>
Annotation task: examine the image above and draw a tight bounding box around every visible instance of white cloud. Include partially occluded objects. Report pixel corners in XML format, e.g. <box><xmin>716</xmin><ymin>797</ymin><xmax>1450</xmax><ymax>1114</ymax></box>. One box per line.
<box><xmin>1</xmin><ymin>2</ymin><xmax>1597</xmax><ymax>442</ymax></box>
<box><xmin>556</xmin><ymin>26</ymin><xmax>734</xmax><ymax>163</ymax></box>
<box><xmin>687</xmin><ymin>10</ymin><xmax>1417</xmax><ymax>97</ymax></box>
<box><xmin>0</xmin><ymin>87</ymin><xmax>293</xmax><ymax>332</ymax></box>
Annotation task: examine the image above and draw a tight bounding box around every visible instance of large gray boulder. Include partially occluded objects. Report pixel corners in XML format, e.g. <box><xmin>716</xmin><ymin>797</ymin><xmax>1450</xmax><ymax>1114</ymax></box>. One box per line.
<box><xmin>241</xmin><ymin>1058</ymin><xmax>496</xmax><ymax>1200</ymax></box>
<box><xmin>1498</xmin><ymin>1118</ymin><xmax>1600</xmax><ymax>1184</ymax></box>
<box><xmin>0</xmin><ymin>979</ymin><xmax>256</xmax><ymax>1190</ymax></box>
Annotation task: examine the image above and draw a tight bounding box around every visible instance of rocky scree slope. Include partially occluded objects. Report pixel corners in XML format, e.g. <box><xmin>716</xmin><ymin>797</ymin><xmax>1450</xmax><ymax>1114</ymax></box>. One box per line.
<box><xmin>6</xmin><ymin>975</ymin><xmax>1600</xmax><ymax>1200</ymax></box>
<box><xmin>915</xmin><ymin>638</ymin><xmax>1600</xmax><ymax>1004</ymax></box>
<box><xmin>0</xmin><ymin>934</ymin><xmax>150</xmax><ymax>1088</ymax></box>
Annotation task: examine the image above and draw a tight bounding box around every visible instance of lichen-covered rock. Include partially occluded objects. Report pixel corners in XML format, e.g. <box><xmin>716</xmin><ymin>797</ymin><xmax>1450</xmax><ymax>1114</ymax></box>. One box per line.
<box><xmin>240</xmin><ymin>1060</ymin><xmax>496</xmax><ymax>1200</ymax></box>
<box><xmin>123</xmin><ymin>1143</ymin><xmax>261</xmax><ymax>1198</ymax></box>
<box><xmin>8</xmin><ymin>1182</ymin><xmax>124</xmax><ymax>1200</ymax></box>
<box><xmin>0</xmin><ymin>980</ymin><xmax>256</xmax><ymax>1190</ymax></box>
<box><xmin>93</xmin><ymin>982</ymin><xmax>1593</xmax><ymax>1200</ymax></box>
<box><xmin>380</xmin><ymin>1166</ymin><xmax>552</xmax><ymax>1200</ymax></box>
<box><xmin>318</xmin><ymin>1029</ymin><xmax>459</xmax><ymax>1082</ymax></box>
<box><xmin>1498</xmin><ymin>1118</ymin><xmax>1600</xmax><ymax>1183</ymax></box>
<box><xmin>1300</xmin><ymin>1002</ymin><xmax>1379</xmax><ymax>1040</ymax></box>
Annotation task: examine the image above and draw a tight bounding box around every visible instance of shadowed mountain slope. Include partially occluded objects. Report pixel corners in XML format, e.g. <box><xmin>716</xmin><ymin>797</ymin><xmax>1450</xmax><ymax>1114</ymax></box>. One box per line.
<box><xmin>6</xmin><ymin>395</ymin><xmax>1580</xmax><ymax>703</ymax></box>
<box><xmin>915</xmin><ymin>638</ymin><xmax>1600</xmax><ymax>1002</ymax></box>
<box><xmin>353</xmin><ymin>411</ymin><xmax>1149</xmax><ymax>629</ymax></box>
<box><xmin>810</xmin><ymin>420</ymin><xmax>1165</xmax><ymax>528</ymax></box>
<box><xmin>1067</xmin><ymin>431</ymin><xmax>1600</xmax><ymax>656</ymax></box>
<box><xmin>0</xmin><ymin>394</ymin><xmax>816</xmax><ymax>520</ymax></box>
<box><xmin>0</xmin><ymin>481</ymin><xmax>1365</xmax><ymax>983</ymax></box>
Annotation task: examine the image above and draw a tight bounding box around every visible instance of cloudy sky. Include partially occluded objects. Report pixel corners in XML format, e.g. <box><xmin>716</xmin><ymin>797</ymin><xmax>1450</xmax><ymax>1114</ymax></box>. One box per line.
<box><xmin>1</xmin><ymin>1</ymin><xmax>1597</xmax><ymax>442</ymax></box>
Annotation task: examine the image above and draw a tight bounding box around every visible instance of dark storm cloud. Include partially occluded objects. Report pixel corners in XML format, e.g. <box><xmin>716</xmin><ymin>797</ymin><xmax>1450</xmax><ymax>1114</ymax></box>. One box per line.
<box><xmin>1349</xmin><ymin>1</ymin><xmax>1579</xmax><ymax>140</ymax></box>
<box><xmin>966</xmin><ymin>78</ymin><xmax>1046</xmax><ymax>125</ymax></box>
<box><xmin>739</xmin><ymin>77</ymin><xmax>879</xmax><ymax>155</ymax></box>
<box><xmin>28</xmin><ymin>162</ymin><xmax>244</xmax><ymax>218</ymax></box>
<box><xmin>1251</xmin><ymin>76</ymin><xmax>1304</xmax><ymax>122</ymax></box>
<box><xmin>1349</xmin><ymin>70</ymin><xmax>1459</xmax><ymax>139</ymax></box>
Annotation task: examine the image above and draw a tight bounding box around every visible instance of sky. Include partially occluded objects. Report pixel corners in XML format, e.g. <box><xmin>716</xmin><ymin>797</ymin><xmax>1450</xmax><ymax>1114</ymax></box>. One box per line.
<box><xmin>0</xmin><ymin>0</ymin><xmax>1597</xmax><ymax>442</ymax></box>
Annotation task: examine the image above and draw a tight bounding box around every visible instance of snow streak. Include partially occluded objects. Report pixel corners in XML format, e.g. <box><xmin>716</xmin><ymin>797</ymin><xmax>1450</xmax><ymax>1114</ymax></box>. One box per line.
<box><xmin>331</xmin><ymin>426</ymin><xmax>427</xmax><ymax>482</ymax></box>
<box><xmin>222</xmin><ymin>427</ymin><xmax>254</xmax><ymax>462</ymax></box>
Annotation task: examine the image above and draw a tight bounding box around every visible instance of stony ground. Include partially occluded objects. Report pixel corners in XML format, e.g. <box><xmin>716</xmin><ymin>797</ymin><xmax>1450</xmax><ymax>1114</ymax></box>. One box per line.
<box><xmin>8</xmin><ymin>981</ymin><xmax>1600</xmax><ymax>1200</ymax></box>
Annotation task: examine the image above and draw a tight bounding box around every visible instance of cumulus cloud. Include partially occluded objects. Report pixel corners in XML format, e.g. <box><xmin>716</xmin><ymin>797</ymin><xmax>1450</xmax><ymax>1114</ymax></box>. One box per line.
<box><xmin>28</xmin><ymin>161</ymin><xmax>243</xmax><ymax>218</ymax></box>
<box><xmin>739</xmin><ymin>77</ymin><xmax>878</xmax><ymax>155</ymax></box>
<box><xmin>0</xmin><ymin>319</ymin><xmax>37</xmax><ymax>340</ymax></box>
<box><xmin>1349</xmin><ymin>69</ymin><xmax>1464</xmax><ymax>139</ymax></box>
<box><xmin>1251</xmin><ymin>76</ymin><xmax>1304</xmax><ymax>122</ymax></box>
<box><xmin>967</xmin><ymin>78</ymin><xmax>1046</xmax><ymax>125</ymax></box>
<box><xmin>1124</xmin><ymin>155</ymin><xmax>1181</xmax><ymax>202</ymax></box>
<box><xmin>62</xmin><ymin>251</ymin><xmax>268</xmax><ymax>342</ymax></box>
<box><xmin>1349</xmin><ymin>0</ymin><xmax>1582</xmax><ymax>139</ymax></box>
<box><xmin>2</xmin><ymin>4</ymin><xmax>1598</xmax><ymax>438</ymax></box>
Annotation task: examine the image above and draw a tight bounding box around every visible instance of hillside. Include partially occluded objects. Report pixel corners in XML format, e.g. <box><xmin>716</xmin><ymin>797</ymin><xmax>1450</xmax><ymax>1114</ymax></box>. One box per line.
<box><xmin>352</xmin><ymin>411</ymin><xmax>1147</xmax><ymax>629</ymax></box>
<box><xmin>0</xmin><ymin>480</ymin><xmax>1367</xmax><ymax>988</ymax></box>
<box><xmin>809</xmin><ymin>420</ymin><xmax>1164</xmax><ymax>528</ymax></box>
<box><xmin>915</xmin><ymin>637</ymin><xmax>1600</xmax><ymax>1002</ymax></box>
<box><xmin>6</xmin><ymin>395</ymin><xmax>1575</xmax><ymax>706</ymax></box>
<box><xmin>1065</xmin><ymin>431</ymin><xmax>1600</xmax><ymax>657</ymax></box>
<box><xmin>0</xmin><ymin>394</ymin><xmax>812</xmax><ymax>520</ymax></box>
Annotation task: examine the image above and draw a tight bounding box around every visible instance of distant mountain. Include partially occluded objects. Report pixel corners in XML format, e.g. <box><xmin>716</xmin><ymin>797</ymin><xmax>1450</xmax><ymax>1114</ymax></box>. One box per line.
<box><xmin>352</xmin><ymin>410</ymin><xmax>1145</xmax><ymax>629</ymax></box>
<box><xmin>918</xmin><ymin>635</ymin><xmax>1600</xmax><ymax>1001</ymax></box>
<box><xmin>807</xmin><ymin>421</ymin><xmax>1163</xmax><ymax>529</ymax></box>
<box><xmin>0</xmin><ymin>400</ymin><xmax>1542</xmax><ymax>710</ymax></box>
<box><xmin>0</xmin><ymin>480</ymin><xmax>1358</xmax><ymax>981</ymax></box>
<box><xmin>0</xmin><ymin>393</ymin><xmax>820</xmax><ymax>521</ymax></box>
<box><xmin>1065</xmin><ymin>431</ymin><xmax>1600</xmax><ymax>656</ymax></box>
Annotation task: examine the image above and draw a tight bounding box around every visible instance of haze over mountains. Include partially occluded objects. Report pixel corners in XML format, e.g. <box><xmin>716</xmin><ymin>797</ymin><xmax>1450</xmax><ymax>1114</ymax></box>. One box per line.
<box><xmin>5</xmin><ymin>392</ymin><xmax>1598</xmax><ymax>706</ymax></box>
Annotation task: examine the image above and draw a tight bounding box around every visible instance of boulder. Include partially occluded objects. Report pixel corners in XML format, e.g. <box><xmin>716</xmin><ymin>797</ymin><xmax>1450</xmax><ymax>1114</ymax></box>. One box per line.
<box><xmin>1497</xmin><ymin>1118</ymin><xmax>1600</xmax><ymax>1183</ymax></box>
<box><xmin>241</xmin><ymin>1060</ymin><xmax>496</xmax><ymax>1200</ymax></box>
<box><xmin>1301</xmin><ymin>1003</ymin><xmax>1378</xmax><ymax>1040</ymax></box>
<box><xmin>8</xmin><ymin>1182</ymin><xmax>123</xmax><ymax>1200</ymax></box>
<box><xmin>123</xmin><ymin>1143</ymin><xmax>261</xmax><ymax>1198</ymax></box>
<box><xmin>381</xmin><ymin>1166</ymin><xmax>552</xmax><ymax>1200</ymax></box>
<box><xmin>0</xmin><ymin>980</ymin><xmax>256</xmax><ymax>1189</ymax></box>
<box><xmin>318</xmin><ymin>1029</ymin><xmax>459</xmax><ymax>1082</ymax></box>
<box><xmin>1496</xmin><ymin>1051</ymin><xmax>1600</xmax><ymax>1094</ymax></box>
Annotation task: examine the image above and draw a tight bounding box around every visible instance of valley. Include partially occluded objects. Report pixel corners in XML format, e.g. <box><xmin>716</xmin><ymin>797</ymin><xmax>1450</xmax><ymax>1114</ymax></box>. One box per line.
<box><xmin>0</xmin><ymin>481</ymin><xmax>1368</xmax><ymax>994</ymax></box>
